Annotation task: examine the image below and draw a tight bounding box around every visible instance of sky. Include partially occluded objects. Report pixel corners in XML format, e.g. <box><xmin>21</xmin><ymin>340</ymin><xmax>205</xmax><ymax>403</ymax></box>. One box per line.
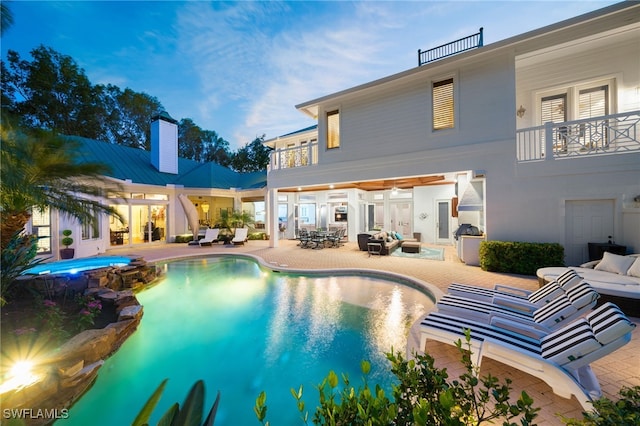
<box><xmin>1</xmin><ymin>0</ymin><xmax>619</xmax><ymax>150</ymax></box>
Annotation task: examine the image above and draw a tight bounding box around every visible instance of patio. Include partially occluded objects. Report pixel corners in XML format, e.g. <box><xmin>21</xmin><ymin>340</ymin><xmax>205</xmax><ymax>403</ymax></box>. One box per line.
<box><xmin>107</xmin><ymin>239</ymin><xmax>639</xmax><ymax>423</ymax></box>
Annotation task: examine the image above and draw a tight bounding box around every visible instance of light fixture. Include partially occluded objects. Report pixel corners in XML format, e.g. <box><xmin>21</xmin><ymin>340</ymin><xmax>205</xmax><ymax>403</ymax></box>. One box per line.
<box><xmin>516</xmin><ymin>105</ymin><xmax>526</xmax><ymax>118</ymax></box>
<box><xmin>201</xmin><ymin>203</ymin><xmax>209</xmax><ymax>213</ymax></box>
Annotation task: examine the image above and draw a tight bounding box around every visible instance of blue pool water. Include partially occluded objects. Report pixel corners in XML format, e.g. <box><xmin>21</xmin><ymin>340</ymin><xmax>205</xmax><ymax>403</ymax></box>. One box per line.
<box><xmin>57</xmin><ymin>256</ymin><xmax>435</xmax><ymax>425</ymax></box>
<box><xmin>22</xmin><ymin>256</ymin><xmax>132</xmax><ymax>275</ymax></box>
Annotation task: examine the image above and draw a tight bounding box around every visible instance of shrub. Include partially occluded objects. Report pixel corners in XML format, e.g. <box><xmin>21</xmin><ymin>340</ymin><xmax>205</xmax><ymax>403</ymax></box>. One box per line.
<box><xmin>479</xmin><ymin>241</ymin><xmax>564</xmax><ymax>276</ymax></box>
<box><xmin>75</xmin><ymin>294</ymin><xmax>102</xmax><ymax>331</ymax></box>
<box><xmin>560</xmin><ymin>386</ymin><xmax>640</xmax><ymax>426</ymax></box>
<box><xmin>0</xmin><ymin>230</ymin><xmax>45</xmax><ymax>305</ymax></box>
<box><xmin>248</xmin><ymin>232</ymin><xmax>267</xmax><ymax>240</ymax></box>
<box><xmin>256</xmin><ymin>331</ymin><xmax>540</xmax><ymax>425</ymax></box>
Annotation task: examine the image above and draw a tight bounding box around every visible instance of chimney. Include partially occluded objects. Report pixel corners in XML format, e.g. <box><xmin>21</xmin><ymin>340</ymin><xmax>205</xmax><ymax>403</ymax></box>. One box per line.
<box><xmin>150</xmin><ymin>111</ymin><xmax>179</xmax><ymax>174</ymax></box>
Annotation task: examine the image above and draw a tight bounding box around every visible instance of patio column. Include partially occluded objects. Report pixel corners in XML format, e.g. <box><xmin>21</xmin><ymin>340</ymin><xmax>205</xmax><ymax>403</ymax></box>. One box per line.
<box><xmin>268</xmin><ymin>188</ymin><xmax>279</xmax><ymax>248</ymax></box>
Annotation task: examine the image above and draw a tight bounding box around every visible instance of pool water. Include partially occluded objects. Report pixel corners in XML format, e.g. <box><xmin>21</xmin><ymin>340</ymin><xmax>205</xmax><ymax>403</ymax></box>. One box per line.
<box><xmin>22</xmin><ymin>256</ymin><xmax>132</xmax><ymax>275</ymax></box>
<box><xmin>58</xmin><ymin>256</ymin><xmax>434</xmax><ymax>425</ymax></box>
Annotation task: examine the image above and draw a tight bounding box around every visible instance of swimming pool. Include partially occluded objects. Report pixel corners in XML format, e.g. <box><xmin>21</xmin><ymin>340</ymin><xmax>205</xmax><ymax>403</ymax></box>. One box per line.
<box><xmin>57</xmin><ymin>256</ymin><xmax>435</xmax><ymax>425</ymax></box>
<box><xmin>22</xmin><ymin>256</ymin><xmax>132</xmax><ymax>275</ymax></box>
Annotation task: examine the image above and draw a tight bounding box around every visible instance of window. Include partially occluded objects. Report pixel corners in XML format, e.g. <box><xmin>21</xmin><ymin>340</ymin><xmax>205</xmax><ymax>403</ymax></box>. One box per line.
<box><xmin>579</xmin><ymin>86</ymin><xmax>608</xmax><ymax>119</ymax></box>
<box><xmin>432</xmin><ymin>78</ymin><xmax>454</xmax><ymax>130</ymax></box>
<box><xmin>326</xmin><ymin>110</ymin><xmax>340</xmax><ymax>149</ymax></box>
<box><xmin>31</xmin><ymin>207</ymin><xmax>51</xmax><ymax>254</ymax></box>
<box><xmin>82</xmin><ymin>216</ymin><xmax>101</xmax><ymax>240</ymax></box>
<box><xmin>541</xmin><ymin>94</ymin><xmax>567</xmax><ymax>123</ymax></box>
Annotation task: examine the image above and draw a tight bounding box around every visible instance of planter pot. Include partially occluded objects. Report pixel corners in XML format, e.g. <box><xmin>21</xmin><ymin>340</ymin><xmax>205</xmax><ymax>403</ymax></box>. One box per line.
<box><xmin>60</xmin><ymin>248</ymin><xmax>75</xmax><ymax>259</ymax></box>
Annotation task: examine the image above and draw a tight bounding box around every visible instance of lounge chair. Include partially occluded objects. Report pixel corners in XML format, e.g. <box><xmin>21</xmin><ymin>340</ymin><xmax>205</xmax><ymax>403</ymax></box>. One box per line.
<box><xmin>231</xmin><ymin>227</ymin><xmax>248</xmax><ymax>245</ymax></box>
<box><xmin>447</xmin><ymin>269</ymin><xmax>582</xmax><ymax>309</ymax></box>
<box><xmin>199</xmin><ymin>228</ymin><xmax>220</xmax><ymax>246</ymax></box>
<box><xmin>436</xmin><ymin>280</ymin><xmax>599</xmax><ymax>335</ymax></box>
<box><xmin>419</xmin><ymin>302</ymin><xmax>635</xmax><ymax>410</ymax></box>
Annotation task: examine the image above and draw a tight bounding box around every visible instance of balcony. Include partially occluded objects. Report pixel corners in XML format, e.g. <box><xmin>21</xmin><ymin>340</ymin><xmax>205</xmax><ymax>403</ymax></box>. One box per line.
<box><xmin>268</xmin><ymin>143</ymin><xmax>318</xmax><ymax>171</ymax></box>
<box><xmin>516</xmin><ymin>110</ymin><xmax>640</xmax><ymax>162</ymax></box>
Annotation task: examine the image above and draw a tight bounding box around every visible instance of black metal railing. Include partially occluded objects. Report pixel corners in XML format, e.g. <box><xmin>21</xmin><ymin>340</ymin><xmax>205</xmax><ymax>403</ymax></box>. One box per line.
<box><xmin>418</xmin><ymin>28</ymin><xmax>483</xmax><ymax>66</ymax></box>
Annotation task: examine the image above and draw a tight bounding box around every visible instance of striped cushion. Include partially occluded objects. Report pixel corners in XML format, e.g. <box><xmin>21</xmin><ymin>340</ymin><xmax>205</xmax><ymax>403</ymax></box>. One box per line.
<box><xmin>437</xmin><ymin>294</ymin><xmax>533</xmax><ymax>322</ymax></box>
<box><xmin>527</xmin><ymin>282</ymin><xmax>564</xmax><ymax>304</ymax></box>
<box><xmin>447</xmin><ymin>283</ymin><xmax>496</xmax><ymax>300</ymax></box>
<box><xmin>421</xmin><ymin>312</ymin><xmax>541</xmax><ymax>355</ymax></box>
<box><xmin>532</xmin><ymin>295</ymin><xmax>577</xmax><ymax>327</ymax></box>
<box><xmin>555</xmin><ymin>269</ymin><xmax>583</xmax><ymax>291</ymax></box>
<box><xmin>541</xmin><ymin>319</ymin><xmax>601</xmax><ymax>365</ymax></box>
<box><xmin>586</xmin><ymin>302</ymin><xmax>636</xmax><ymax>345</ymax></box>
<box><xmin>564</xmin><ymin>281</ymin><xmax>599</xmax><ymax>310</ymax></box>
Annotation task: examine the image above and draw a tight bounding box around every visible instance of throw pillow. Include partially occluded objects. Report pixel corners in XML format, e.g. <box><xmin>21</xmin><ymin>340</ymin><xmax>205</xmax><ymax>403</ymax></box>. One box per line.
<box><xmin>627</xmin><ymin>257</ymin><xmax>640</xmax><ymax>278</ymax></box>
<box><xmin>396</xmin><ymin>232</ymin><xmax>403</xmax><ymax>240</ymax></box>
<box><xmin>594</xmin><ymin>251</ymin><xmax>636</xmax><ymax>275</ymax></box>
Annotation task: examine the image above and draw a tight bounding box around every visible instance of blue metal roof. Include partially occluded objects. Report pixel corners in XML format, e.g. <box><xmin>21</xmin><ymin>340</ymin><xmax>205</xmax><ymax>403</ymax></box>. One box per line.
<box><xmin>71</xmin><ymin>136</ymin><xmax>266</xmax><ymax>190</ymax></box>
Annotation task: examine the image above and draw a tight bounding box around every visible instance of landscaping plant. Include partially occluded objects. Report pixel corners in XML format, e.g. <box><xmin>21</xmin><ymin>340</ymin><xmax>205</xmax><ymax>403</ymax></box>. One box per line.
<box><xmin>255</xmin><ymin>330</ymin><xmax>539</xmax><ymax>425</ymax></box>
<box><xmin>132</xmin><ymin>379</ymin><xmax>220</xmax><ymax>426</ymax></box>
<box><xmin>560</xmin><ymin>386</ymin><xmax>640</xmax><ymax>426</ymax></box>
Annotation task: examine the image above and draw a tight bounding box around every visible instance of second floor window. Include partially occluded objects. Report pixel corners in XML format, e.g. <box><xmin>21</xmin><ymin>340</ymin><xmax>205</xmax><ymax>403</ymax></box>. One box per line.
<box><xmin>326</xmin><ymin>110</ymin><xmax>340</xmax><ymax>149</ymax></box>
<box><xmin>541</xmin><ymin>93</ymin><xmax>567</xmax><ymax>123</ymax></box>
<box><xmin>433</xmin><ymin>78</ymin><xmax>454</xmax><ymax>130</ymax></box>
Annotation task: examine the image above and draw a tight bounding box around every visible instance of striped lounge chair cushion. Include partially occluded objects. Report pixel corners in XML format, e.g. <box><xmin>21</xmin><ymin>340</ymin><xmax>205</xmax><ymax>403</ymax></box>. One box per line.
<box><xmin>526</xmin><ymin>281</ymin><xmax>564</xmax><ymax>304</ymax></box>
<box><xmin>421</xmin><ymin>312</ymin><xmax>541</xmax><ymax>355</ymax></box>
<box><xmin>555</xmin><ymin>269</ymin><xmax>583</xmax><ymax>291</ymax></box>
<box><xmin>437</xmin><ymin>294</ymin><xmax>534</xmax><ymax>321</ymax></box>
<box><xmin>540</xmin><ymin>318</ymin><xmax>601</xmax><ymax>365</ymax></box>
<box><xmin>586</xmin><ymin>302</ymin><xmax>636</xmax><ymax>345</ymax></box>
<box><xmin>531</xmin><ymin>295</ymin><xmax>577</xmax><ymax>328</ymax></box>
<box><xmin>447</xmin><ymin>281</ymin><xmax>564</xmax><ymax>306</ymax></box>
<box><xmin>564</xmin><ymin>281</ymin><xmax>599</xmax><ymax>310</ymax></box>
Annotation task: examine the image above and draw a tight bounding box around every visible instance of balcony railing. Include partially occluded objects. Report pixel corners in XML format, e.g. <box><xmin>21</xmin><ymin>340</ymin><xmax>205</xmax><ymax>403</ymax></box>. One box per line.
<box><xmin>516</xmin><ymin>110</ymin><xmax>640</xmax><ymax>162</ymax></box>
<box><xmin>269</xmin><ymin>143</ymin><xmax>318</xmax><ymax>171</ymax></box>
<box><xmin>418</xmin><ymin>28</ymin><xmax>483</xmax><ymax>66</ymax></box>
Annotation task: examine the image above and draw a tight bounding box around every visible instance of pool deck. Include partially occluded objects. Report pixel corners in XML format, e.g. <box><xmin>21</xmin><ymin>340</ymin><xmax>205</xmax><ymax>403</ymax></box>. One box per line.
<box><xmin>106</xmin><ymin>239</ymin><xmax>639</xmax><ymax>424</ymax></box>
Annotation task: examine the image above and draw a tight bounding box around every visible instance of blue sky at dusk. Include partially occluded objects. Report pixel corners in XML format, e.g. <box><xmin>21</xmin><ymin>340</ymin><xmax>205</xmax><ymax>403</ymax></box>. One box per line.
<box><xmin>2</xmin><ymin>1</ymin><xmax>617</xmax><ymax>149</ymax></box>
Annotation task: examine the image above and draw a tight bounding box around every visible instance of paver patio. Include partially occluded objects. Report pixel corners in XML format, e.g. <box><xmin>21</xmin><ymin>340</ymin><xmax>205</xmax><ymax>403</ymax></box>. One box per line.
<box><xmin>107</xmin><ymin>239</ymin><xmax>639</xmax><ymax>423</ymax></box>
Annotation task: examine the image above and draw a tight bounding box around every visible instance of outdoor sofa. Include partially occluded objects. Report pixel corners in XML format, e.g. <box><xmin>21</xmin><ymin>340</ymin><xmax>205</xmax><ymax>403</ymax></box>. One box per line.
<box><xmin>359</xmin><ymin>231</ymin><xmax>418</xmax><ymax>255</ymax></box>
<box><xmin>537</xmin><ymin>252</ymin><xmax>640</xmax><ymax>317</ymax></box>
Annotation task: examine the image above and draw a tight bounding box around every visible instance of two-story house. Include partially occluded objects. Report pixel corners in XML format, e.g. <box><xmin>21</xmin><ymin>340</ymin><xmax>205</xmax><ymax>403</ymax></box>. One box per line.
<box><xmin>264</xmin><ymin>1</ymin><xmax>640</xmax><ymax>266</ymax></box>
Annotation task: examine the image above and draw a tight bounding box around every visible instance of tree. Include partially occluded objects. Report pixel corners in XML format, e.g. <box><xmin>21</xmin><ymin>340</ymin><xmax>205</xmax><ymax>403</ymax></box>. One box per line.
<box><xmin>99</xmin><ymin>85</ymin><xmax>163</xmax><ymax>149</ymax></box>
<box><xmin>2</xmin><ymin>46</ymin><xmax>105</xmax><ymax>139</ymax></box>
<box><xmin>178</xmin><ymin>118</ymin><xmax>205</xmax><ymax>161</ymax></box>
<box><xmin>0</xmin><ymin>117</ymin><xmax>125</xmax><ymax>252</ymax></box>
<box><xmin>1</xmin><ymin>2</ymin><xmax>13</xmax><ymax>35</ymax></box>
<box><xmin>230</xmin><ymin>135</ymin><xmax>271</xmax><ymax>172</ymax></box>
<box><xmin>202</xmin><ymin>130</ymin><xmax>232</xmax><ymax>167</ymax></box>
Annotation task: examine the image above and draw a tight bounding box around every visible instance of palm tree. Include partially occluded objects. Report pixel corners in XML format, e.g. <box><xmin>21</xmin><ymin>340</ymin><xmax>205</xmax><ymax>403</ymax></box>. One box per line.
<box><xmin>219</xmin><ymin>209</ymin><xmax>254</xmax><ymax>234</ymax></box>
<box><xmin>0</xmin><ymin>117</ymin><xmax>125</xmax><ymax>252</ymax></box>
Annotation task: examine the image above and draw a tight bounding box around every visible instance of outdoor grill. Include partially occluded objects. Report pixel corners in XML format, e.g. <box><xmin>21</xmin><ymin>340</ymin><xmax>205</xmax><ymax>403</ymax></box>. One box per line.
<box><xmin>454</xmin><ymin>223</ymin><xmax>480</xmax><ymax>241</ymax></box>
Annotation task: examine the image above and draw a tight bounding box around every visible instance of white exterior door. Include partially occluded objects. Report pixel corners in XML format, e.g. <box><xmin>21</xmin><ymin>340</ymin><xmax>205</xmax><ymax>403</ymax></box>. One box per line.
<box><xmin>436</xmin><ymin>200</ymin><xmax>451</xmax><ymax>244</ymax></box>
<box><xmin>565</xmin><ymin>199</ymin><xmax>615</xmax><ymax>266</ymax></box>
<box><xmin>390</xmin><ymin>202</ymin><xmax>412</xmax><ymax>237</ymax></box>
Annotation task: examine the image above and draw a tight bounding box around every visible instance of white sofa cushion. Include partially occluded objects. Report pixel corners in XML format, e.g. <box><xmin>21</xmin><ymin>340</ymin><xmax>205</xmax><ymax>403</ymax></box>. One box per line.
<box><xmin>627</xmin><ymin>257</ymin><xmax>640</xmax><ymax>278</ymax></box>
<box><xmin>594</xmin><ymin>252</ymin><xmax>636</xmax><ymax>275</ymax></box>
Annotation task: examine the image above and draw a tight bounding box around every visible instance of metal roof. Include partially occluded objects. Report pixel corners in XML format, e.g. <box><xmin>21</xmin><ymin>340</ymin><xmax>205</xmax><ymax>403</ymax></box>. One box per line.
<box><xmin>71</xmin><ymin>136</ymin><xmax>266</xmax><ymax>190</ymax></box>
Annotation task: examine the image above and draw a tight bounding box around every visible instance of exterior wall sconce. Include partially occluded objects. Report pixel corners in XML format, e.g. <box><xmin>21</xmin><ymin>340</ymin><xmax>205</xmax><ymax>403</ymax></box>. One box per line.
<box><xmin>516</xmin><ymin>105</ymin><xmax>526</xmax><ymax>118</ymax></box>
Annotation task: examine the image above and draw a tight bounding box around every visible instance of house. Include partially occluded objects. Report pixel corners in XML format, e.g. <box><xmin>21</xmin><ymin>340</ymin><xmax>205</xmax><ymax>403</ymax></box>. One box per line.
<box><xmin>263</xmin><ymin>1</ymin><xmax>640</xmax><ymax>266</ymax></box>
<box><xmin>29</xmin><ymin>112</ymin><xmax>267</xmax><ymax>260</ymax></box>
